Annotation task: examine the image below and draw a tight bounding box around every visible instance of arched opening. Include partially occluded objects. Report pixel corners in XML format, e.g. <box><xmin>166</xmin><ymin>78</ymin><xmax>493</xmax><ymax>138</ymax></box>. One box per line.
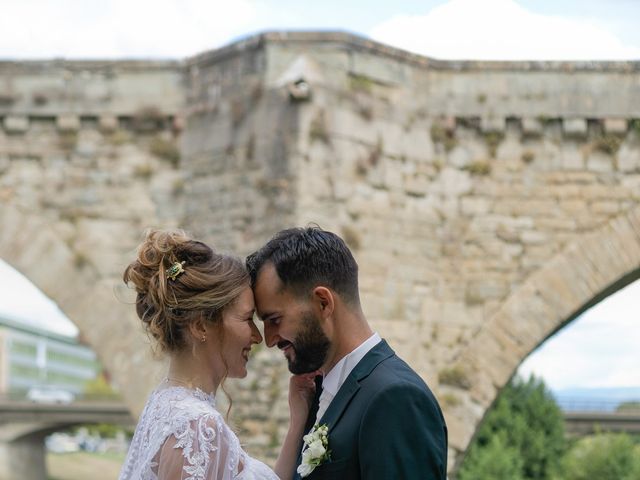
<box><xmin>0</xmin><ymin>258</ymin><xmax>134</xmax><ymax>479</ymax></box>
<box><xmin>455</xmin><ymin>276</ymin><xmax>640</xmax><ymax>478</ymax></box>
<box><xmin>445</xmin><ymin>206</ymin><xmax>640</xmax><ymax>468</ymax></box>
<box><xmin>0</xmin><ymin>259</ymin><xmax>88</xmax><ymax>394</ymax></box>
<box><xmin>519</xmin><ymin>279</ymin><xmax>640</xmax><ymax>410</ymax></box>
<box><xmin>0</xmin><ymin>205</ymin><xmax>162</xmax><ymax>416</ymax></box>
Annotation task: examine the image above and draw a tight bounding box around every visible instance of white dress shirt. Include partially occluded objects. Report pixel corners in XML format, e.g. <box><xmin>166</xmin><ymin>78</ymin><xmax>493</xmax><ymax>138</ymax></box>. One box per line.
<box><xmin>315</xmin><ymin>332</ymin><xmax>381</xmax><ymax>423</ymax></box>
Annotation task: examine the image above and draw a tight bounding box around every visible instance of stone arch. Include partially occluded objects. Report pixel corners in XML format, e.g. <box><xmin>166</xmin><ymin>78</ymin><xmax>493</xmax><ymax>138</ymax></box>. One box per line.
<box><xmin>445</xmin><ymin>205</ymin><xmax>640</xmax><ymax>461</ymax></box>
<box><xmin>0</xmin><ymin>204</ymin><xmax>160</xmax><ymax>415</ymax></box>
<box><xmin>0</xmin><ymin>205</ymin><xmax>97</xmax><ymax>317</ymax></box>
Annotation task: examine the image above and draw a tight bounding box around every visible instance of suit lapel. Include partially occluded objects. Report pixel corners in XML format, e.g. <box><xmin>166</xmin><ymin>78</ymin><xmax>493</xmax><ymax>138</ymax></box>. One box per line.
<box><xmin>317</xmin><ymin>340</ymin><xmax>395</xmax><ymax>429</ymax></box>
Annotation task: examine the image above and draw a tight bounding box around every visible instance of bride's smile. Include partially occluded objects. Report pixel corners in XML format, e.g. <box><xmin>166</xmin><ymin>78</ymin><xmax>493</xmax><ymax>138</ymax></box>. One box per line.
<box><xmin>217</xmin><ymin>286</ymin><xmax>262</xmax><ymax>379</ymax></box>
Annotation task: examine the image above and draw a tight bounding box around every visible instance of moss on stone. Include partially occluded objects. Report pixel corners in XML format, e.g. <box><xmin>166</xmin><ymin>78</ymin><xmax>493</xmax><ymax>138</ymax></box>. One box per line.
<box><xmin>483</xmin><ymin>131</ymin><xmax>505</xmax><ymax>158</ymax></box>
<box><xmin>349</xmin><ymin>74</ymin><xmax>374</xmax><ymax>94</ymax></box>
<box><xmin>438</xmin><ymin>366</ymin><xmax>472</xmax><ymax>389</ymax></box>
<box><xmin>464</xmin><ymin>160</ymin><xmax>491</xmax><ymax>176</ymax></box>
<box><xmin>149</xmin><ymin>137</ymin><xmax>180</xmax><ymax>166</ymax></box>
<box><xmin>593</xmin><ymin>134</ymin><xmax>623</xmax><ymax>155</ymax></box>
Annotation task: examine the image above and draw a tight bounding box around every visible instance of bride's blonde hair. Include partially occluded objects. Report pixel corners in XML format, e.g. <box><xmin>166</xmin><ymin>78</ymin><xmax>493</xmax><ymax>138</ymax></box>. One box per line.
<box><xmin>123</xmin><ymin>228</ymin><xmax>249</xmax><ymax>354</ymax></box>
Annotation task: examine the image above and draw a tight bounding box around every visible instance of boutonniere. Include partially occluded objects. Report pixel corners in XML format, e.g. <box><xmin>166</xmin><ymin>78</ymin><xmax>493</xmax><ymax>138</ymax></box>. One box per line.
<box><xmin>297</xmin><ymin>424</ymin><xmax>331</xmax><ymax>478</ymax></box>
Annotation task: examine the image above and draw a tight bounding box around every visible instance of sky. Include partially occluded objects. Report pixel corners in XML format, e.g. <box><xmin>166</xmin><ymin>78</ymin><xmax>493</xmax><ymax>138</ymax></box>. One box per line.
<box><xmin>0</xmin><ymin>260</ymin><xmax>78</xmax><ymax>338</ymax></box>
<box><xmin>0</xmin><ymin>0</ymin><xmax>639</xmax><ymax>60</ymax></box>
<box><xmin>0</xmin><ymin>0</ymin><xmax>639</xmax><ymax>391</ymax></box>
<box><xmin>518</xmin><ymin>280</ymin><xmax>640</xmax><ymax>390</ymax></box>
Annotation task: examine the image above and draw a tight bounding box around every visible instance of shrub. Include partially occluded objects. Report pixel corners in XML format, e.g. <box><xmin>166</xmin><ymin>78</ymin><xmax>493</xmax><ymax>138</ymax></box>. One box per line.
<box><xmin>561</xmin><ymin>433</ymin><xmax>640</xmax><ymax>480</ymax></box>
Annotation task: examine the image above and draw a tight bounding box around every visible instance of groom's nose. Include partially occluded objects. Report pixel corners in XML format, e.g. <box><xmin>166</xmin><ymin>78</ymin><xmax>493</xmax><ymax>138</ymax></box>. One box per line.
<box><xmin>263</xmin><ymin>324</ymin><xmax>279</xmax><ymax>348</ymax></box>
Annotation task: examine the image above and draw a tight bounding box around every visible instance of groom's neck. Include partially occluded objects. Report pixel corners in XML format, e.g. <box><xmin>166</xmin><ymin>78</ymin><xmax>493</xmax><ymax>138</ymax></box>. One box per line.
<box><xmin>322</xmin><ymin>309</ymin><xmax>373</xmax><ymax>374</ymax></box>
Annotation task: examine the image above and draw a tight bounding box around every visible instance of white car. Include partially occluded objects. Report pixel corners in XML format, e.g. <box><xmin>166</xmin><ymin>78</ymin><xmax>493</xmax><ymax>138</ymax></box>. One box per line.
<box><xmin>46</xmin><ymin>433</ymin><xmax>80</xmax><ymax>453</ymax></box>
<box><xmin>27</xmin><ymin>386</ymin><xmax>75</xmax><ymax>404</ymax></box>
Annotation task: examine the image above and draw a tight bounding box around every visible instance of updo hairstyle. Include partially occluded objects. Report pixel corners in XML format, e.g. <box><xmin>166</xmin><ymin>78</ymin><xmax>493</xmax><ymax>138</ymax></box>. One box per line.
<box><xmin>123</xmin><ymin>229</ymin><xmax>249</xmax><ymax>353</ymax></box>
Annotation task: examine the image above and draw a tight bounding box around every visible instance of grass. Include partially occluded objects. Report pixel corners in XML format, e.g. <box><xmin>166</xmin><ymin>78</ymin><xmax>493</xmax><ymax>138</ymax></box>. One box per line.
<box><xmin>47</xmin><ymin>451</ymin><xmax>125</xmax><ymax>480</ymax></box>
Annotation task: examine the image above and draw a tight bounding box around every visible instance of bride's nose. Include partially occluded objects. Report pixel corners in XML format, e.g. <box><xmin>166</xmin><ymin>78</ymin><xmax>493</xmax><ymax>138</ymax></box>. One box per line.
<box><xmin>250</xmin><ymin>321</ymin><xmax>263</xmax><ymax>344</ymax></box>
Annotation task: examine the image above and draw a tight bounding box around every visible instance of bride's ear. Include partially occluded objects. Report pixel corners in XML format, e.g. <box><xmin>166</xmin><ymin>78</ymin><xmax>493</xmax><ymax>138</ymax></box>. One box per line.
<box><xmin>187</xmin><ymin>316</ymin><xmax>207</xmax><ymax>343</ymax></box>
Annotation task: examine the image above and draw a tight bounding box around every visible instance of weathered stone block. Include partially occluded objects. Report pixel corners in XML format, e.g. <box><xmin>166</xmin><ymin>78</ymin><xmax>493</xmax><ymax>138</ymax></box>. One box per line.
<box><xmin>586</xmin><ymin>153</ymin><xmax>614</xmax><ymax>173</ymax></box>
<box><xmin>99</xmin><ymin>115</ymin><xmax>119</xmax><ymax>132</ymax></box>
<box><xmin>481</xmin><ymin>117</ymin><xmax>505</xmax><ymax>132</ymax></box>
<box><xmin>461</xmin><ymin>196</ymin><xmax>491</xmax><ymax>216</ymax></box>
<box><xmin>603</xmin><ymin>117</ymin><xmax>628</xmax><ymax>134</ymax></box>
<box><xmin>56</xmin><ymin>115</ymin><xmax>80</xmax><ymax>132</ymax></box>
<box><xmin>522</xmin><ymin>117</ymin><xmax>543</xmax><ymax>135</ymax></box>
<box><xmin>591</xmin><ymin>200</ymin><xmax>620</xmax><ymax>215</ymax></box>
<box><xmin>521</xmin><ymin>230</ymin><xmax>548</xmax><ymax>245</ymax></box>
<box><xmin>3</xmin><ymin>116</ymin><xmax>29</xmax><ymax>133</ymax></box>
<box><xmin>563</xmin><ymin>118</ymin><xmax>587</xmax><ymax>137</ymax></box>
<box><xmin>617</xmin><ymin>144</ymin><xmax>640</xmax><ymax>173</ymax></box>
<box><xmin>404</xmin><ymin>174</ymin><xmax>429</xmax><ymax>196</ymax></box>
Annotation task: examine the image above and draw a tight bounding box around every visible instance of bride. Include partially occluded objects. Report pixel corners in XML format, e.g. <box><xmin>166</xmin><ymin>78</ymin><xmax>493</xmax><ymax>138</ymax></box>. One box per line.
<box><xmin>118</xmin><ymin>229</ymin><xmax>315</xmax><ymax>480</ymax></box>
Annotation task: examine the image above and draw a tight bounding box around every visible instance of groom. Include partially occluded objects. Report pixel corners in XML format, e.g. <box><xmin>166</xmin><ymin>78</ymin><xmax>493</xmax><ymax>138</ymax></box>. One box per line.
<box><xmin>247</xmin><ymin>227</ymin><xmax>447</xmax><ymax>479</ymax></box>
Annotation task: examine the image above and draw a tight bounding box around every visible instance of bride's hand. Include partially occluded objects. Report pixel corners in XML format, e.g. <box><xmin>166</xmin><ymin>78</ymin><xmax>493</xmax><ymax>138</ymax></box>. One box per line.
<box><xmin>288</xmin><ymin>371</ymin><xmax>319</xmax><ymax>428</ymax></box>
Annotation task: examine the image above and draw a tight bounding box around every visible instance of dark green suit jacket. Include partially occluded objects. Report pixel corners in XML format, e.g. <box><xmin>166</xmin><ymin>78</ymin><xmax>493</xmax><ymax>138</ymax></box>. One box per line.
<box><xmin>294</xmin><ymin>340</ymin><xmax>448</xmax><ymax>479</ymax></box>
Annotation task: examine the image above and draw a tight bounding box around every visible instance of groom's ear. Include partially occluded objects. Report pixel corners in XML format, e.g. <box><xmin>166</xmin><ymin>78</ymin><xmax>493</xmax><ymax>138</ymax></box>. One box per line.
<box><xmin>311</xmin><ymin>286</ymin><xmax>335</xmax><ymax>320</ymax></box>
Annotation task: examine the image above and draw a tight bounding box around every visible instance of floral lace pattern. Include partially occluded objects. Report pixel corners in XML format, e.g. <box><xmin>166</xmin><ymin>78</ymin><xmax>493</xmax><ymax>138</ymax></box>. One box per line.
<box><xmin>119</xmin><ymin>385</ymin><xmax>278</xmax><ymax>480</ymax></box>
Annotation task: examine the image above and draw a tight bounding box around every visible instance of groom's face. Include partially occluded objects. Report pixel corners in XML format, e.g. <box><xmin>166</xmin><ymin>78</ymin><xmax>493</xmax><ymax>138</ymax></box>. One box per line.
<box><xmin>253</xmin><ymin>263</ymin><xmax>330</xmax><ymax>374</ymax></box>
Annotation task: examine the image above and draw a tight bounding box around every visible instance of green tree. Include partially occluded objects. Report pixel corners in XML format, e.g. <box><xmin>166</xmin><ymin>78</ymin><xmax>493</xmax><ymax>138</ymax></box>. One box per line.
<box><xmin>457</xmin><ymin>375</ymin><xmax>566</xmax><ymax>480</ymax></box>
<box><xmin>458</xmin><ymin>433</ymin><xmax>524</xmax><ymax>480</ymax></box>
<box><xmin>83</xmin><ymin>371</ymin><xmax>118</xmax><ymax>398</ymax></box>
<box><xmin>561</xmin><ymin>433</ymin><xmax>640</xmax><ymax>480</ymax></box>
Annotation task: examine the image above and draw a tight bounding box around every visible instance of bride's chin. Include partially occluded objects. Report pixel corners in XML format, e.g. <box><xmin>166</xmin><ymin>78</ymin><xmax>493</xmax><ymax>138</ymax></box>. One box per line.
<box><xmin>231</xmin><ymin>368</ymin><xmax>248</xmax><ymax>379</ymax></box>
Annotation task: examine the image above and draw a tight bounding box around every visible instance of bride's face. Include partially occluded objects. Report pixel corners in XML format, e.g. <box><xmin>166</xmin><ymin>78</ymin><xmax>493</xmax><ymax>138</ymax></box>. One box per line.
<box><xmin>217</xmin><ymin>286</ymin><xmax>263</xmax><ymax>379</ymax></box>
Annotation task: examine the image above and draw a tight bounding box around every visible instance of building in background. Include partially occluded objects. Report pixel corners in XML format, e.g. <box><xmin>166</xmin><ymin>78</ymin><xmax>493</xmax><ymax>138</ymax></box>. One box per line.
<box><xmin>0</xmin><ymin>314</ymin><xmax>101</xmax><ymax>395</ymax></box>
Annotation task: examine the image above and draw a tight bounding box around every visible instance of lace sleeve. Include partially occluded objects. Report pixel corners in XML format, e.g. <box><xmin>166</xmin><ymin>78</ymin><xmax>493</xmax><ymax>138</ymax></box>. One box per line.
<box><xmin>156</xmin><ymin>413</ymin><xmax>244</xmax><ymax>480</ymax></box>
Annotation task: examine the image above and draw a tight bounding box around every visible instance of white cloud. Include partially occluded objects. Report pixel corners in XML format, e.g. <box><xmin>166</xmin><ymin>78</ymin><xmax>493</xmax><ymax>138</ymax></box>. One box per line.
<box><xmin>369</xmin><ymin>0</ymin><xmax>640</xmax><ymax>60</ymax></box>
<box><xmin>519</xmin><ymin>280</ymin><xmax>640</xmax><ymax>389</ymax></box>
<box><xmin>0</xmin><ymin>0</ymin><xmax>257</xmax><ymax>58</ymax></box>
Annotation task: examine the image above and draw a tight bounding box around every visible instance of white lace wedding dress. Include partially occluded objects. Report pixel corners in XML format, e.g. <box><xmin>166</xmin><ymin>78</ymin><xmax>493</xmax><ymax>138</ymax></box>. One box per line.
<box><xmin>119</xmin><ymin>385</ymin><xmax>279</xmax><ymax>480</ymax></box>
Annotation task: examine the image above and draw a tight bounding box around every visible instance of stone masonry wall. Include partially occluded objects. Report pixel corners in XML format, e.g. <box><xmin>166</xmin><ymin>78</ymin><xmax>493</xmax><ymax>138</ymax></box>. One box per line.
<box><xmin>1</xmin><ymin>33</ymin><xmax>640</xmax><ymax>474</ymax></box>
<box><xmin>262</xmin><ymin>33</ymin><xmax>640</xmax><ymax>469</ymax></box>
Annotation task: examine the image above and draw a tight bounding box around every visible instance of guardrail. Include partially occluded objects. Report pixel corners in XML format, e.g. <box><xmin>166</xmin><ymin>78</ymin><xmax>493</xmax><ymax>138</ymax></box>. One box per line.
<box><xmin>554</xmin><ymin>396</ymin><xmax>640</xmax><ymax>413</ymax></box>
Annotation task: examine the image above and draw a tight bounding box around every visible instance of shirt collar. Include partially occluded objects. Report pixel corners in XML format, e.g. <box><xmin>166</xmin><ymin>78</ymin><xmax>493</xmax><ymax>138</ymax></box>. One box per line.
<box><xmin>322</xmin><ymin>332</ymin><xmax>381</xmax><ymax>397</ymax></box>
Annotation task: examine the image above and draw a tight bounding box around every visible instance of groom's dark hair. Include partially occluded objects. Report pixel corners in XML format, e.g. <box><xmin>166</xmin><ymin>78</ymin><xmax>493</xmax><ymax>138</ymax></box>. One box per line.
<box><xmin>246</xmin><ymin>226</ymin><xmax>360</xmax><ymax>306</ymax></box>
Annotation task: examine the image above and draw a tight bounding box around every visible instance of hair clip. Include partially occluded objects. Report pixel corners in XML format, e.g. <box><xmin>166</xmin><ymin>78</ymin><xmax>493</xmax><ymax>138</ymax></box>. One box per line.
<box><xmin>166</xmin><ymin>261</ymin><xmax>186</xmax><ymax>281</ymax></box>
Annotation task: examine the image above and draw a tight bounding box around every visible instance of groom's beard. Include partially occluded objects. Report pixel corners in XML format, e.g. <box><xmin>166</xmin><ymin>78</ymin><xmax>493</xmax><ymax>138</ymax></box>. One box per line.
<box><xmin>286</xmin><ymin>311</ymin><xmax>330</xmax><ymax>374</ymax></box>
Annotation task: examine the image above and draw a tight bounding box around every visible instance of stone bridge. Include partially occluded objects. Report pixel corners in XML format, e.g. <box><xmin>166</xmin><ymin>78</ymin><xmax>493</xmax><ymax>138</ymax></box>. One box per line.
<box><xmin>563</xmin><ymin>411</ymin><xmax>640</xmax><ymax>437</ymax></box>
<box><xmin>1</xmin><ymin>32</ymin><xmax>639</xmax><ymax>474</ymax></box>
<box><xmin>0</xmin><ymin>398</ymin><xmax>133</xmax><ymax>479</ymax></box>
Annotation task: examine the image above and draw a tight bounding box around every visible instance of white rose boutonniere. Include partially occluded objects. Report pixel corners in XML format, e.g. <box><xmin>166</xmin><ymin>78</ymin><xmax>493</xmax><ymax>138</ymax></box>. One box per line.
<box><xmin>297</xmin><ymin>424</ymin><xmax>331</xmax><ymax>478</ymax></box>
